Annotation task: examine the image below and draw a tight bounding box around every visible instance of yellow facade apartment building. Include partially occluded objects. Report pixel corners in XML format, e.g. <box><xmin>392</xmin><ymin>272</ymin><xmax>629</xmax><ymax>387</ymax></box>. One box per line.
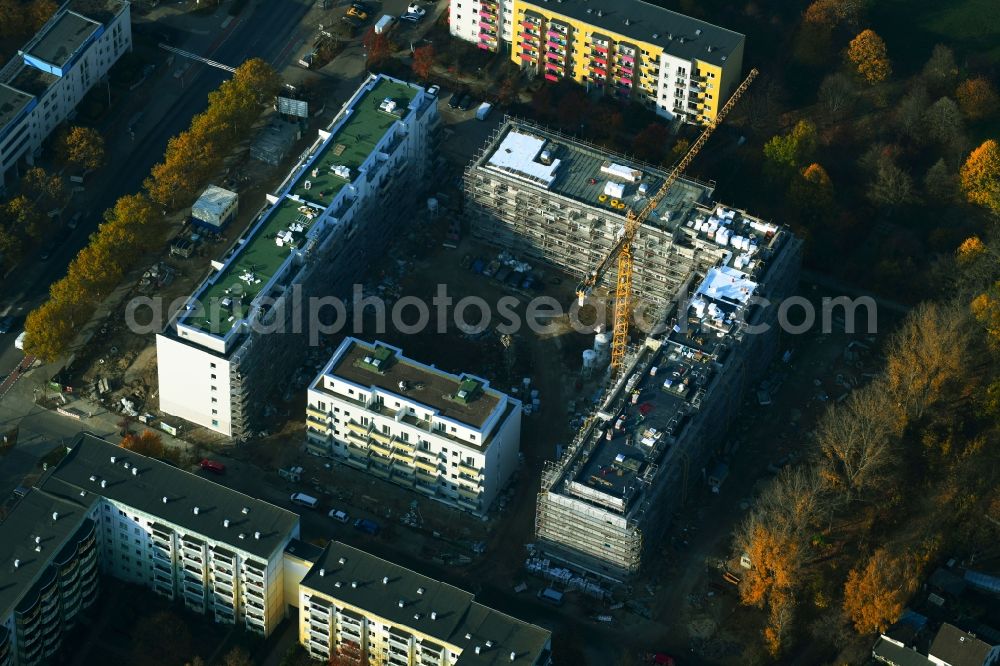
<box><xmin>449</xmin><ymin>0</ymin><xmax>745</xmax><ymax>125</ymax></box>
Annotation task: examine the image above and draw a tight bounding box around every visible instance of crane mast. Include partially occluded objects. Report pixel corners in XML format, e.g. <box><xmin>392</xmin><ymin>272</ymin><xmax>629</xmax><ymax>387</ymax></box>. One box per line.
<box><xmin>576</xmin><ymin>68</ymin><xmax>759</xmax><ymax>372</ymax></box>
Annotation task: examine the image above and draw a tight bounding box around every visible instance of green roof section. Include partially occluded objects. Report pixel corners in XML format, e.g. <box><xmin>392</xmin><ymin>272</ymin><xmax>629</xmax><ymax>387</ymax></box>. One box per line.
<box><xmin>185</xmin><ymin>198</ymin><xmax>321</xmax><ymax>334</ymax></box>
<box><xmin>288</xmin><ymin>77</ymin><xmax>419</xmax><ymax>207</ymax></box>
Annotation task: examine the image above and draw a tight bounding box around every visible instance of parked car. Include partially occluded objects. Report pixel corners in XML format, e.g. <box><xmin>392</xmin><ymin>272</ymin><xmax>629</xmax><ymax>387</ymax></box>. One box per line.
<box><xmin>537</xmin><ymin>587</ymin><xmax>564</xmax><ymax>605</ymax></box>
<box><xmin>398</xmin><ymin>12</ymin><xmax>422</xmax><ymax>23</ymax></box>
<box><xmin>0</xmin><ymin>315</ymin><xmax>16</xmax><ymax>334</ymax></box>
<box><xmin>328</xmin><ymin>509</ymin><xmax>350</xmax><ymax>523</ymax></box>
<box><xmin>458</xmin><ymin>94</ymin><xmax>473</xmax><ymax>111</ymax></box>
<box><xmin>198</xmin><ymin>459</ymin><xmax>226</xmax><ymax>475</ymax></box>
<box><xmin>406</xmin><ymin>2</ymin><xmax>426</xmax><ymax>15</ymax></box>
<box><xmin>67</xmin><ymin>212</ymin><xmax>82</xmax><ymax>230</ymax></box>
<box><xmin>14</xmin><ymin>331</ymin><xmax>26</xmax><ymax>351</ymax></box>
<box><xmin>426</xmin><ymin>84</ymin><xmax>440</xmax><ymax>97</ymax></box>
<box><xmin>353</xmin><ymin>518</ymin><xmax>380</xmax><ymax>535</ymax></box>
<box><xmin>448</xmin><ymin>90</ymin><xmax>463</xmax><ymax>108</ymax></box>
<box><xmin>290</xmin><ymin>492</ymin><xmax>319</xmax><ymax>509</ymax></box>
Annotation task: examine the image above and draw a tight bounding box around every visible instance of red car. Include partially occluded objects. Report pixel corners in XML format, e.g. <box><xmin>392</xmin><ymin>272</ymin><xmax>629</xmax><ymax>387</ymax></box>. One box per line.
<box><xmin>199</xmin><ymin>459</ymin><xmax>226</xmax><ymax>475</ymax></box>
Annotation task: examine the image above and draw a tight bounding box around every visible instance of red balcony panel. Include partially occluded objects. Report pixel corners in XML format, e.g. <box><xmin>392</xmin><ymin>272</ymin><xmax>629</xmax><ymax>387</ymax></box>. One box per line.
<box><xmin>521</xmin><ymin>19</ymin><xmax>539</xmax><ymax>28</ymax></box>
<box><xmin>592</xmin><ymin>43</ymin><xmax>608</xmax><ymax>53</ymax></box>
<box><xmin>519</xmin><ymin>52</ymin><xmax>537</xmax><ymax>61</ymax></box>
<box><xmin>546</xmin><ymin>30</ymin><xmax>566</xmax><ymax>40</ymax></box>
<box><xmin>619</xmin><ymin>66</ymin><xmax>633</xmax><ymax>76</ymax></box>
<box><xmin>520</xmin><ymin>30</ymin><xmax>539</xmax><ymax>41</ymax></box>
<box><xmin>479</xmin><ymin>8</ymin><xmax>496</xmax><ymax>18</ymax></box>
<box><xmin>546</xmin><ymin>40</ymin><xmax>566</xmax><ymax>52</ymax></box>
<box><xmin>544</xmin><ymin>73</ymin><xmax>560</xmax><ymax>82</ymax></box>
<box><xmin>591</xmin><ymin>55</ymin><xmax>607</xmax><ymax>65</ymax></box>
<box><xmin>478</xmin><ymin>42</ymin><xmax>492</xmax><ymax>50</ymax></box>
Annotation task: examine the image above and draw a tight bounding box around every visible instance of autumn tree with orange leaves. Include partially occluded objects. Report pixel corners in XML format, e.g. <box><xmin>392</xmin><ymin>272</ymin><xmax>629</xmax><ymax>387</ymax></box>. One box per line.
<box><xmin>412</xmin><ymin>45</ymin><xmax>434</xmax><ymax>80</ymax></box>
<box><xmin>961</xmin><ymin>140</ymin><xmax>1000</xmax><ymax>214</ymax></box>
<box><xmin>956</xmin><ymin>77</ymin><xmax>1000</xmax><ymax>120</ymax></box>
<box><xmin>121</xmin><ymin>430</ymin><xmax>164</xmax><ymax>458</ymax></box>
<box><xmin>843</xmin><ymin>548</ymin><xmax>923</xmax><ymax>633</ymax></box>
<box><xmin>847</xmin><ymin>30</ymin><xmax>891</xmax><ymax>84</ymax></box>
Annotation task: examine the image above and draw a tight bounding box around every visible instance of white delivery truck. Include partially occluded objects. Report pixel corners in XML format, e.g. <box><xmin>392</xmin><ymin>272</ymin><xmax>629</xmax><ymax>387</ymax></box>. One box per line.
<box><xmin>374</xmin><ymin>14</ymin><xmax>395</xmax><ymax>34</ymax></box>
<box><xmin>290</xmin><ymin>492</ymin><xmax>318</xmax><ymax>508</ymax></box>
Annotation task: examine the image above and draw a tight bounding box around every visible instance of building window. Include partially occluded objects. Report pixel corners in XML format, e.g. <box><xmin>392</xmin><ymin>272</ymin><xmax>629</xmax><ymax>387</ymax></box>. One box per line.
<box><xmin>401</xmin><ymin>432</ymin><xmax>410</xmax><ymax>442</ymax></box>
<box><xmin>211</xmin><ymin>386</ymin><xmax>217</xmax><ymax>392</ymax></box>
<box><xmin>210</xmin><ymin>362</ymin><xmax>216</xmax><ymax>369</ymax></box>
<box><xmin>212</xmin><ymin>409</ymin><xmax>218</xmax><ymax>415</ymax></box>
<box><xmin>211</xmin><ymin>398</ymin><xmax>218</xmax><ymax>404</ymax></box>
<box><xmin>212</xmin><ymin>419</ymin><xmax>219</xmax><ymax>427</ymax></box>
<box><xmin>211</xmin><ymin>374</ymin><xmax>217</xmax><ymax>380</ymax></box>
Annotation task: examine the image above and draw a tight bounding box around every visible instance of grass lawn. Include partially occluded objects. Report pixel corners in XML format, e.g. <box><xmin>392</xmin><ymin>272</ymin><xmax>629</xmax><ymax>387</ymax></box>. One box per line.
<box><xmin>873</xmin><ymin>0</ymin><xmax>1000</xmax><ymax>72</ymax></box>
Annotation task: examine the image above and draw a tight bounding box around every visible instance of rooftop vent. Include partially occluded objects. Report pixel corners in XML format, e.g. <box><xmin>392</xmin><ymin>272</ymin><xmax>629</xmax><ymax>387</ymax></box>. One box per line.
<box><xmin>678</xmin><ymin>36</ymin><xmax>685</xmax><ymax>44</ymax></box>
<box><xmin>79</xmin><ymin>491</ymin><xmax>85</xmax><ymax>498</ymax></box>
<box><xmin>34</xmin><ymin>545</ymin><xmax>41</xmax><ymax>553</ymax></box>
<box><xmin>624</xmin><ymin>17</ymin><xmax>630</xmax><ymax>25</ymax></box>
<box><xmin>465</xmin><ymin>633</ymin><xmax>472</xmax><ymax>640</ymax></box>
<box><xmin>242</xmin><ymin>507</ymin><xmax>249</xmax><ymax>515</ymax></box>
<box><xmin>338</xmin><ymin>557</ymin><xmax>346</xmax><ymax>564</ymax></box>
<box><xmin>254</xmin><ymin>531</ymin><xmax>261</xmax><ymax>540</ymax></box>
<box><xmin>162</xmin><ymin>496</ymin><xmax>168</xmax><ymax>504</ymax></box>
<box><xmin>486</xmin><ymin>641</ymin><xmax>494</xmax><ymax>648</ymax></box>
<box><xmin>89</xmin><ymin>475</ymin><xmax>97</xmax><ymax>482</ymax></box>
<box><xmin>223</xmin><ymin>519</ymin><xmax>230</xmax><ymax>528</ymax></box>
<box><xmin>110</xmin><ymin>456</ymin><xmax>116</xmax><ymax>464</ymax></box>
<box><xmin>652</xmin><ymin>33</ymin><xmax>659</xmax><ymax>39</ymax></box>
<box><xmin>13</xmin><ymin>559</ymin><xmax>19</xmax><ymax>569</ymax></box>
<box><xmin>475</xmin><ymin>646</ymin><xmax>482</xmax><ymax>655</ymax></box>
<box><xmin>351</xmin><ymin>581</ymin><xmax>358</xmax><ymax>589</ymax></box>
<box><xmin>707</xmin><ymin>45</ymin><xmax>713</xmax><ymax>53</ymax></box>
<box><xmin>383</xmin><ymin>576</ymin><xmax>390</xmax><ymax>585</ymax></box>
<box><xmin>334</xmin><ymin>581</ymin><xmax>342</xmax><ymax>588</ymax></box>
<box><xmin>193</xmin><ymin>507</ymin><xmax>200</xmax><ymax>515</ymax></box>
<box><xmin>510</xmin><ymin>652</ymin><xmax>517</xmax><ymax>662</ymax></box>
<box><xmin>398</xmin><ymin>599</ymin><xmax>405</xmax><ymax>608</ymax></box>
<box><xmin>100</xmin><ymin>479</ymin><xmax>107</xmax><ymax>488</ymax></box>
<box><xmin>123</xmin><ymin>461</ymin><xmax>130</xmax><ymax>469</ymax></box>
<box><xmin>695</xmin><ymin>28</ymin><xmax>702</xmax><ymax>35</ymax></box>
<box><xmin>431</xmin><ymin>611</ymin><xmax>437</xmax><ymax>620</ymax></box>
<box><xmin>238</xmin><ymin>533</ymin><xmax>246</xmax><ymax>540</ymax></box>
<box><xmin>417</xmin><ymin>587</ymin><xmax>425</xmax><ymax>595</ymax></box>
<box><xmin>51</xmin><ymin>512</ymin><xmax>59</xmax><ymax>522</ymax></box>
<box><xmin>35</xmin><ymin>536</ymin><xmax>41</xmax><ymax>544</ymax></box>
<box><xmin>413</xmin><ymin>613</ymin><xmax>421</xmax><ymax>620</ymax></box>
<box><xmin>586</xmin><ymin>7</ymin><xmax>591</xmax><ymax>12</ymax></box>
<box><xmin>132</xmin><ymin>467</ymin><xmax>138</xmax><ymax>476</ymax></box>
<box><xmin>596</xmin><ymin>8</ymin><xmax>603</xmax><ymax>16</ymax></box>
<box><xmin>319</xmin><ymin>568</ymin><xmax>326</xmax><ymax>577</ymax></box>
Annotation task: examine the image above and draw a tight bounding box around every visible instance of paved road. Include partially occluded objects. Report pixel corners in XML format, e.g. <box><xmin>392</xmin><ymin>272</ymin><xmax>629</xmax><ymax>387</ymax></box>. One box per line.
<box><xmin>0</xmin><ymin>0</ymin><xmax>315</xmax><ymax>379</ymax></box>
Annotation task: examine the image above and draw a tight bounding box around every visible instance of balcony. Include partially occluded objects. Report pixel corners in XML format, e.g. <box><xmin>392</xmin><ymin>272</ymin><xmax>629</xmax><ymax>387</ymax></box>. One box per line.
<box><xmin>519</xmin><ymin>51</ymin><xmax>538</xmax><ymax>62</ymax></box>
<box><xmin>456</xmin><ymin>497</ymin><xmax>481</xmax><ymax>512</ymax></box>
<box><xmin>457</xmin><ymin>461</ymin><xmax>481</xmax><ymax>476</ymax></box>
<box><xmin>591</xmin><ymin>42</ymin><xmax>608</xmax><ymax>53</ymax></box>
<box><xmin>478</xmin><ymin>20</ymin><xmax>496</xmax><ymax>31</ymax></box>
<box><xmin>520</xmin><ymin>19</ymin><xmax>540</xmax><ymax>29</ymax></box>
<box><xmin>456</xmin><ymin>486</ymin><xmax>482</xmax><ymax>500</ymax></box>
<box><xmin>546</xmin><ymin>29</ymin><xmax>565</xmax><ymax>40</ymax></box>
<box><xmin>306</xmin><ymin>407</ymin><xmax>328</xmax><ymax>422</ymax></box>
<box><xmin>519</xmin><ymin>30</ymin><xmax>540</xmax><ymax>43</ymax></box>
<box><xmin>369</xmin><ymin>441</ymin><xmax>392</xmax><ymax>458</ymax></box>
<box><xmin>546</xmin><ymin>41</ymin><xmax>566</xmax><ymax>53</ymax></box>
<box><xmin>478</xmin><ymin>7</ymin><xmax>496</xmax><ymax>19</ymax></box>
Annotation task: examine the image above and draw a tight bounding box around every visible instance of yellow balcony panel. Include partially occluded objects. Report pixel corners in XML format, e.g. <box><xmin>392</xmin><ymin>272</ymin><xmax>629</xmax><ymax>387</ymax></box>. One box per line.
<box><xmin>456</xmin><ymin>475</ymin><xmax>482</xmax><ymax>489</ymax></box>
<box><xmin>392</xmin><ymin>439</ymin><xmax>416</xmax><ymax>451</ymax></box>
<box><xmin>370</xmin><ymin>431</ymin><xmax>392</xmax><ymax>445</ymax></box>
<box><xmin>415</xmin><ymin>469</ymin><xmax>438</xmax><ymax>484</ymax></box>
<box><xmin>457</xmin><ymin>462</ymin><xmax>481</xmax><ymax>476</ymax></box>
<box><xmin>347</xmin><ymin>431</ymin><xmax>369</xmax><ymax>446</ymax></box>
<box><xmin>347</xmin><ymin>422</ymin><xmax>369</xmax><ymax>436</ymax></box>
<box><xmin>456</xmin><ymin>486</ymin><xmax>481</xmax><ymax>500</ymax></box>
<box><xmin>306</xmin><ymin>408</ymin><xmax>328</xmax><ymax>422</ymax></box>
<box><xmin>369</xmin><ymin>442</ymin><xmax>392</xmax><ymax>457</ymax></box>
<box><xmin>414</xmin><ymin>459</ymin><xmax>438</xmax><ymax>473</ymax></box>
<box><xmin>392</xmin><ymin>450</ymin><xmax>414</xmax><ymax>463</ymax></box>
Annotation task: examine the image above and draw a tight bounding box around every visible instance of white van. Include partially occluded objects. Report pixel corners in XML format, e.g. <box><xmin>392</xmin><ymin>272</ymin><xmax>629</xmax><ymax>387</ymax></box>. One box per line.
<box><xmin>290</xmin><ymin>492</ymin><xmax>318</xmax><ymax>509</ymax></box>
<box><xmin>14</xmin><ymin>331</ymin><xmax>26</xmax><ymax>351</ymax></box>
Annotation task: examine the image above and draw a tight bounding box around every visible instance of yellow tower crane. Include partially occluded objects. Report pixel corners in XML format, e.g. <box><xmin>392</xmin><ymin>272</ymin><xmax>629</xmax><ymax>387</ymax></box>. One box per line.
<box><xmin>576</xmin><ymin>68</ymin><xmax>759</xmax><ymax>372</ymax></box>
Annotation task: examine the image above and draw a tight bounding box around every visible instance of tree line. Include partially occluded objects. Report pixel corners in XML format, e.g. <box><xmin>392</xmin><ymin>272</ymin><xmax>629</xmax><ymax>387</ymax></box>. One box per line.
<box><xmin>732</xmin><ymin>232</ymin><xmax>1000</xmax><ymax>658</ymax></box>
<box><xmin>22</xmin><ymin>59</ymin><xmax>280</xmax><ymax>362</ymax></box>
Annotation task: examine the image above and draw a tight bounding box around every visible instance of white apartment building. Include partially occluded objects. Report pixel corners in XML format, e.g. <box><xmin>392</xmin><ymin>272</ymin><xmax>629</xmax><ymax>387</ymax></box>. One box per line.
<box><xmin>0</xmin><ymin>0</ymin><xmax>131</xmax><ymax>191</ymax></box>
<box><xmin>156</xmin><ymin>75</ymin><xmax>440</xmax><ymax>439</ymax></box>
<box><xmin>297</xmin><ymin>541</ymin><xmax>552</xmax><ymax>666</ymax></box>
<box><xmin>305</xmin><ymin>338</ymin><xmax>522</xmax><ymax>516</ymax></box>
<box><xmin>0</xmin><ymin>433</ymin><xmax>301</xmax><ymax>666</ymax></box>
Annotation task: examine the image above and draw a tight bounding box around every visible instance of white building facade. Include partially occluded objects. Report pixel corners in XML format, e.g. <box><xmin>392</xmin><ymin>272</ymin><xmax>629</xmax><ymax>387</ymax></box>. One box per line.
<box><xmin>0</xmin><ymin>0</ymin><xmax>131</xmax><ymax>191</ymax></box>
<box><xmin>0</xmin><ymin>433</ymin><xmax>301</xmax><ymax>666</ymax></box>
<box><xmin>156</xmin><ymin>75</ymin><xmax>440</xmax><ymax>439</ymax></box>
<box><xmin>306</xmin><ymin>338</ymin><xmax>521</xmax><ymax>516</ymax></box>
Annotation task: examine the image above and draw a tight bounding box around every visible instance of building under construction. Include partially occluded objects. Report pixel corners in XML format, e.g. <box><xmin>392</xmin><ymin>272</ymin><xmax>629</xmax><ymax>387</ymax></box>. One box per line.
<box><xmin>464</xmin><ymin>118</ymin><xmax>802</xmax><ymax>580</ymax></box>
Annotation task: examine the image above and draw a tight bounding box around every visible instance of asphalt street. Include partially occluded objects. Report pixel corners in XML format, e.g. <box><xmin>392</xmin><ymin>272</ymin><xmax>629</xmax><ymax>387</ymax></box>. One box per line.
<box><xmin>0</xmin><ymin>0</ymin><xmax>314</xmax><ymax>378</ymax></box>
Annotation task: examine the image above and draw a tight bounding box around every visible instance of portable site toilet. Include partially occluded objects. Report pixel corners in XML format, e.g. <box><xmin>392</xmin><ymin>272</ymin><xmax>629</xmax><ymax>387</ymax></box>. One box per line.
<box><xmin>191</xmin><ymin>185</ymin><xmax>238</xmax><ymax>232</ymax></box>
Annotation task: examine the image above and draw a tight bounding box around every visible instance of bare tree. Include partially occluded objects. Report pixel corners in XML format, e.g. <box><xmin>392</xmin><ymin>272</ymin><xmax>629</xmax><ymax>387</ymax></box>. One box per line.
<box><xmin>814</xmin><ymin>382</ymin><xmax>901</xmax><ymax>503</ymax></box>
<box><xmin>818</xmin><ymin>72</ymin><xmax>857</xmax><ymax>118</ymax></box>
<box><xmin>885</xmin><ymin>301</ymin><xmax>973</xmax><ymax>419</ymax></box>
